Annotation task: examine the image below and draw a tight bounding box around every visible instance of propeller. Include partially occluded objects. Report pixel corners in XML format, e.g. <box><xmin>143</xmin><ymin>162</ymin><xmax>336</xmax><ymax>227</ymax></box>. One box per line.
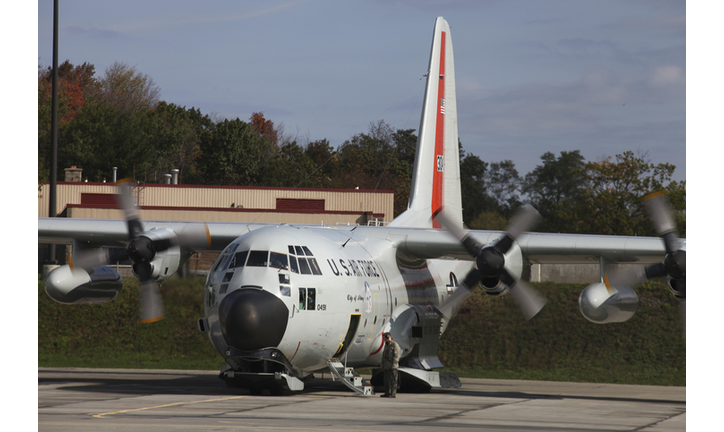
<box><xmin>69</xmin><ymin>178</ymin><xmax>211</xmax><ymax>323</ymax></box>
<box><xmin>604</xmin><ymin>191</ymin><xmax>686</xmax><ymax>333</ymax></box>
<box><xmin>434</xmin><ymin>204</ymin><xmax>547</xmax><ymax>320</ymax></box>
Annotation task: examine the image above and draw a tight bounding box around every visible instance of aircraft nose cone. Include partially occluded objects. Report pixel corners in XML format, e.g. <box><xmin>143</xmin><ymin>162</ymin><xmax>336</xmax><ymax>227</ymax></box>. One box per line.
<box><xmin>219</xmin><ymin>288</ymin><xmax>289</xmax><ymax>351</ymax></box>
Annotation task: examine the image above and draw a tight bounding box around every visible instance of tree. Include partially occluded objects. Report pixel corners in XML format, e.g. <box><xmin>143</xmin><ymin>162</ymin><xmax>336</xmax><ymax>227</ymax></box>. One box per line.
<box><xmin>581</xmin><ymin>151</ymin><xmax>684</xmax><ymax>236</ymax></box>
<box><xmin>248</xmin><ymin>112</ymin><xmax>278</xmax><ymax>146</ymax></box>
<box><xmin>305</xmin><ymin>139</ymin><xmax>338</xmax><ymax>188</ymax></box>
<box><xmin>469</xmin><ymin>210</ymin><xmax>508</xmax><ymax>231</ymax></box>
<box><xmin>145</xmin><ymin>102</ymin><xmax>212</xmax><ymax>184</ymax></box>
<box><xmin>485</xmin><ymin>160</ymin><xmax>522</xmax><ymax>218</ymax></box>
<box><xmin>261</xmin><ymin>141</ymin><xmax>318</xmax><ymax>188</ymax></box>
<box><xmin>459</xmin><ymin>150</ymin><xmax>490</xmax><ymax>225</ymax></box>
<box><xmin>198</xmin><ymin>118</ymin><xmax>268</xmax><ymax>186</ymax></box>
<box><xmin>93</xmin><ymin>62</ymin><xmax>160</xmax><ymax>113</ymax></box>
<box><xmin>522</xmin><ymin>150</ymin><xmax>588</xmax><ymax>233</ymax></box>
<box><xmin>38</xmin><ymin>61</ymin><xmax>99</xmax><ymax>181</ymax></box>
<box><xmin>60</xmin><ymin>100</ymin><xmax>159</xmax><ymax>182</ymax></box>
<box><xmin>336</xmin><ymin>120</ymin><xmax>415</xmax><ymax>216</ymax></box>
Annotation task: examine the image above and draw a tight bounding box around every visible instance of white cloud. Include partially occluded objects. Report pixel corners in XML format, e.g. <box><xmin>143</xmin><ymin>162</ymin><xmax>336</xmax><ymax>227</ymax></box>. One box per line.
<box><xmin>650</xmin><ymin>65</ymin><xmax>685</xmax><ymax>86</ymax></box>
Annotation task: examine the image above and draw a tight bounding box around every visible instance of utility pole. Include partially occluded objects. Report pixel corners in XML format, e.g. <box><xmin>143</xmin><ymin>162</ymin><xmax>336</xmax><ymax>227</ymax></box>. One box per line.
<box><xmin>47</xmin><ymin>0</ymin><xmax>59</xmax><ymax>265</ymax></box>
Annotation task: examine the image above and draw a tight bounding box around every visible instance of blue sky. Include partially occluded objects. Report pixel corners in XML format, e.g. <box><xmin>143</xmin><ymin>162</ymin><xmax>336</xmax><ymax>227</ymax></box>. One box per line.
<box><xmin>36</xmin><ymin>0</ymin><xmax>686</xmax><ymax>182</ymax></box>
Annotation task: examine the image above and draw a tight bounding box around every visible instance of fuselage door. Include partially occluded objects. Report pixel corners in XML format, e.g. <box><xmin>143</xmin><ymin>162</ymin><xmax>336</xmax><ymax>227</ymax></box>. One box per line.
<box><xmin>333</xmin><ymin>313</ymin><xmax>361</xmax><ymax>358</ymax></box>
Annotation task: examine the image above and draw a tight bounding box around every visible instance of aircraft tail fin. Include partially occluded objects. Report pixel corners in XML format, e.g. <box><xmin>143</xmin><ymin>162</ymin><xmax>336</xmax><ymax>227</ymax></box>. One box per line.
<box><xmin>389</xmin><ymin>17</ymin><xmax>462</xmax><ymax>229</ymax></box>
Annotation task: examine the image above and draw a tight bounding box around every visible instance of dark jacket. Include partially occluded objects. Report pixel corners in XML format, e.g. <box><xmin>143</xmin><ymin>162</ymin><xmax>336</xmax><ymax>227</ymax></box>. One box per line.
<box><xmin>382</xmin><ymin>340</ymin><xmax>401</xmax><ymax>370</ymax></box>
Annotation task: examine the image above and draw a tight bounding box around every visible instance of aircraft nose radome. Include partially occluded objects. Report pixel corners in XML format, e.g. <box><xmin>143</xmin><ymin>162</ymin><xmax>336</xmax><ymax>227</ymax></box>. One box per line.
<box><xmin>219</xmin><ymin>288</ymin><xmax>289</xmax><ymax>351</ymax></box>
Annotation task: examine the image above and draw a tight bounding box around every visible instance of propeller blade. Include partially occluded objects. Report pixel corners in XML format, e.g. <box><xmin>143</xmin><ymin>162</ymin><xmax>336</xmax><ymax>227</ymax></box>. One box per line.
<box><xmin>69</xmin><ymin>249</ymin><xmax>110</xmax><ymax>273</ymax></box>
<box><xmin>494</xmin><ymin>204</ymin><xmax>542</xmax><ymax>254</ymax></box>
<box><xmin>138</xmin><ymin>279</ymin><xmax>164</xmax><ymax>323</ymax></box>
<box><xmin>177</xmin><ymin>222</ymin><xmax>212</xmax><ymax>250</ymax></box>
<box><xmin>505</xmin><ymin>204</ymin><xmax>542</xmax><ymax>241</ymax></box>
<box><xmin>643</xmin><ymin>192</ymin><xmax>679</xmax><ymax>251</ymax></box>
<box><xmin>433</xmin><ymin>208</ymin><xmax>483</xmax><ymax>257</ymax></box>
<box><xmin>69</xmin><ymin>248</ymin><xmax>129</xmax><ymax>274</ymax></box>
<box><xmin>500</xmin><ymin>269</ymin><xmax>546</xmax><ymax>320</ymax></box>
<box><xmin>115</xmin><ymin>179</ymin><xmax>144</xmax><ymax>239</ymax></box>
<box><xmin>438</xmin><ymin>269</ymin><xmax>478</xmax><ymax>312</ymax></box>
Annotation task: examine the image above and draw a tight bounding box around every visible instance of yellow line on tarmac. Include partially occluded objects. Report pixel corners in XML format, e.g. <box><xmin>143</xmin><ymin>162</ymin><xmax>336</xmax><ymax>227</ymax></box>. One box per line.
<box><xmin>91</xmin><ymin>395</ymin><xmax>248</xmax><ymax>419</ymax></box>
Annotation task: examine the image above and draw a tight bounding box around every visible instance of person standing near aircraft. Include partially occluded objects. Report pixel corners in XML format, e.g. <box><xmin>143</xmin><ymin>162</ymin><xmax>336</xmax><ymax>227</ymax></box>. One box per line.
<box><xmin>380</xmin><ymin>332</ymin><xmax>401</xmax><ymax>398</ymax></box>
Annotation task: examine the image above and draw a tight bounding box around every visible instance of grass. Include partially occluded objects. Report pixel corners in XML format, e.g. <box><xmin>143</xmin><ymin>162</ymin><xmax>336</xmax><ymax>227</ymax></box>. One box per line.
<box><xmin>38</xmin><ymin>276</ymin><xmax>685</xmax><ymax>386</ymax></box>
<box><xmin>38</xmin><ymin>276</ymin><xmax>225</xmax><ymax>371</ymax></box>
<box><xmin>438</xmin><ymin>281</ymin><xmax>686</xmax><ymax>386</ymax></box>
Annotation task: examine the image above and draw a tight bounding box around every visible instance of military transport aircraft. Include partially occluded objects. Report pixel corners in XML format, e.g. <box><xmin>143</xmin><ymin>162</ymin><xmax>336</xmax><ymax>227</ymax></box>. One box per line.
<box><xmin>38</xmin><ymin>17</ymin><xmax>685</xmax><ymax>395</ymax></box>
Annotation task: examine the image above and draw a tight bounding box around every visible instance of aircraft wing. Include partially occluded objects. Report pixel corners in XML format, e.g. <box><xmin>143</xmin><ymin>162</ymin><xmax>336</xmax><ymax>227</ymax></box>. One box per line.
<box><xmin>39</xmin><ymin>217</ymin><xmax>673</xmax><ymax>265</ymax></box>
<box><xmin>38</xmin><ymin>218</ymin><xmax>269</xmax><ymax>251</ymax></box>
<box><xmin>370</xmin><ymin>226</ymin><xmax>671</xmax><ymax>265</ymax></box>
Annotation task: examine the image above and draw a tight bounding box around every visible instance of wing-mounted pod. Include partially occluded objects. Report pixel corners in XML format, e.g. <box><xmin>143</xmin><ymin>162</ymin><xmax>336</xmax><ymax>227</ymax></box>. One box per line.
<box><xmin>45</xmin><ymin>264</ymin><xmax>123</xmax><ymax>305</ymax></box>
<box><xmin>45</xmin><ymin>240</ymin><xmax>128</xmax><ymax>304</ymax></box>
<box><xmin>578</xmin><ymin>282</ymin><xmax>638</xmax><ymax>324</ymax></box>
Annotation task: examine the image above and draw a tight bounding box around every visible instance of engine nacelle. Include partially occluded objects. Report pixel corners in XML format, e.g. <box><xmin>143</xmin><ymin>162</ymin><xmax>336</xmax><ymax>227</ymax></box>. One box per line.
<box><xmin>45</xmin><ymin>265</ymin><xmax>123</xmax><ymax>304</ymax></box>
<box><xmin>579</xmin><ymin>282</ymin><xmax>638</xmax><ymax>324</ymax></box>
<box><xmin>134</xmin><ymin>245</ymin><xmax>183</xmax><ymax>282</ymax></box>
<box><xmin>131</xmin><ymin>228</ymin><xmax>184</xmax><ymax>282</ymax></box>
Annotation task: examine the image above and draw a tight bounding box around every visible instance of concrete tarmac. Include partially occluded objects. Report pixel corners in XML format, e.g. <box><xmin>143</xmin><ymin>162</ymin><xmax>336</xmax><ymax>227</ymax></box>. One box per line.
<box><xmin>38</xmin><ymin>368</ymin><xmax>685</xmax><ymax>431</ymax></box>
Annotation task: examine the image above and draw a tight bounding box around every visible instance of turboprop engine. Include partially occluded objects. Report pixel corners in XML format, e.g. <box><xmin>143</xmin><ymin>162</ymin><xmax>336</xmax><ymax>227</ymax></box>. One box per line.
<box><xmin>578</xmin><ymin>282</ymin><xmax>638</xmax><ymax>324</ymax></box>
<box><xmin>43</xmin><ymin>179</ymin><xmax>210</xmax><ymax>322</ymax></box>
<box><xmin>602</xmin><ymin>192</ymin><xmax>686</xmax><ymax>333</ymax></box>
<box><xmin>126</xmin><ymin>227</ymin><xmax>185</xmax><ymax>283</ymax></box>
<box><xmin>434</xmin><ymin>204</ymin><xmax>547</xmax><ymax>320</ymax></box>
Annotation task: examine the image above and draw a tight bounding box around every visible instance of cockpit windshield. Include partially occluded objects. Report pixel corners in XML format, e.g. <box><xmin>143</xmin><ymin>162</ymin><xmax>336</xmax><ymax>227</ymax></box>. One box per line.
<box><xmin>216</xmin><ymin>244</ymin><xmax>322</xmax><ymax>275</ymax></box>
<box><xmin>270</xmin><ymin>252</ymin><xmax>288</xmax><ymax>270</ymax></box>
<box><xmin>229</xmin><ymin>251</ymin><xmax>248</xmax><ymax>269</ymax></box>
<box><xmin>246</xmin><ymin>251</ymin><xmax>269</xmax><ymax>267</ymax></box>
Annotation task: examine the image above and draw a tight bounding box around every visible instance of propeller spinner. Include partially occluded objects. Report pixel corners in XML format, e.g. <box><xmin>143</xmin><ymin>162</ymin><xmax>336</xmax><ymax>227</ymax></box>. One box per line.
<box><xmin>434</xmin><ymin>204</ymin><xmax>547</xmax><ymax>320</ymax></box>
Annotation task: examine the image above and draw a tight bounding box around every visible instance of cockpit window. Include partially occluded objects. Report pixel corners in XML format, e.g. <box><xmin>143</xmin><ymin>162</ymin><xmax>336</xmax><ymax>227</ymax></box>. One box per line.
<box><xmin>306</xmin><ymin>288</ymin><xmax>316</xmax><ymax>310</ymax></box>
<box><xmin>270</xmin><ymin>252</ymin><xmax>288</xmax><ymax>270</ymax></box>
<box><xmin>298</xmin><ymin>287</ymin><xmax>316</xmax><ymax>310</ymax></box>
<box><xmin>307</xmin><ymin>258</ymin><xmax>322</xmax><ymax>275</ymax></box>
<box><xmin>246</xmin><ymin>250</ymin><xmax>269</xmax><ymax>267</ymax></box>
<box><xmin>299</xmin><ymin>288</ymin><xmax>307</xmax><ymax>310</ymax></box>
<box><xmin>212</xmin><ymin>244</ymin><xmax>239</xmax><ymax>273</ymax></box>
<box><xmin>298</xmin><ymin>257</ymin><xmax>312</xmax><ymax>275</ymax></box>
<box><xmin>210</xmin><ymin>255</ymin><xmax>225</xmax><ymax>273</ymax></box>
<box><xmin>229</xmin><ymin>251</ymin><xmax>248</xmax><ymax>268</ymax></box>
<box><xmin>286</xmin><ymin>245</ymin><xmax>321</xmax><ymax>275</ymax></box>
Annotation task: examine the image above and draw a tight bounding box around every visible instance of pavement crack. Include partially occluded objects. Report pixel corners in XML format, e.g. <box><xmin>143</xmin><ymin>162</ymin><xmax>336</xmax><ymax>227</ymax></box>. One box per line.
<box><xmin>632</xmin><ymin>406</ymin><xmax>686</xmax><ymax>431</ymax></box>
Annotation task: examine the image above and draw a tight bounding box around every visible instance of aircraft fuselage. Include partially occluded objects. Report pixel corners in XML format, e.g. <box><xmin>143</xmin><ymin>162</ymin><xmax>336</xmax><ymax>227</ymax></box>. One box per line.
<box><xmin>203</xmin><ymin>225</ymin><xmax>471</xmax><ymax>377</ymax></box>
